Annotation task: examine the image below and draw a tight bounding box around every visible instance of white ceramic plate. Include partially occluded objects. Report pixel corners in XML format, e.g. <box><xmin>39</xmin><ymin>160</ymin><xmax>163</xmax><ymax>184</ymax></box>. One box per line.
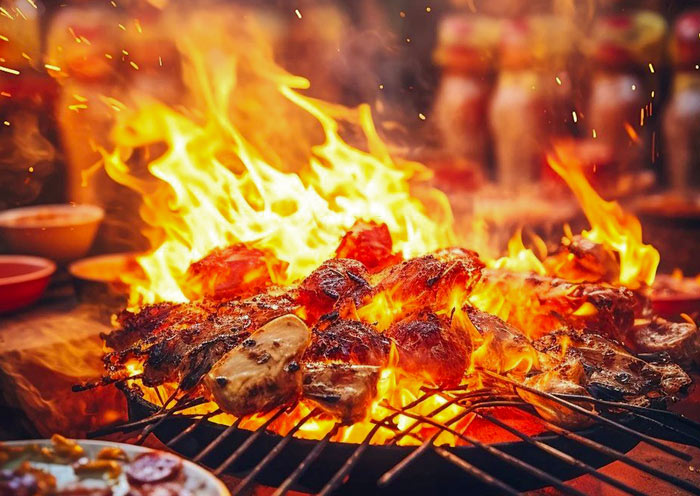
<box><xmin>1</xmin><ymin>439</ymin><xmax>230</xmax><ymax>496</ymax></box>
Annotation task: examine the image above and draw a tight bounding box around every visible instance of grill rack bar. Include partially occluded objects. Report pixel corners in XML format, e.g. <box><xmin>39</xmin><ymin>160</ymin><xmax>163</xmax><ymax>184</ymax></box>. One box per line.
<box><xmin>95</xmin><ymin>371</ymin><xmax>700</xmax><ymax>495</ymax></box>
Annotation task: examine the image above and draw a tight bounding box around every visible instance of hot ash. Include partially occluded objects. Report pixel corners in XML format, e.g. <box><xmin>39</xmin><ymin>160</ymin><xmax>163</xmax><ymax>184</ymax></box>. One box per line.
<box><xmin>88</xmin><ymin>6</ymin><xmax>699</xmax><ymax>446</ymax></box>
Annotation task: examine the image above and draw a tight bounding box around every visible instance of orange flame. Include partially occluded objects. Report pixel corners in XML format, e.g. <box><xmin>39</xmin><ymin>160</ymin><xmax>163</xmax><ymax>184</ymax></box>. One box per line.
<box><xmin>546</xmin><ymin>143</ymin><xmax>659</xmax><ymax>289</ymax></box>
<box><xmin>102</xmin><ymin>10</ymin><xmax>453</xmax><ymax>306</ymax></box>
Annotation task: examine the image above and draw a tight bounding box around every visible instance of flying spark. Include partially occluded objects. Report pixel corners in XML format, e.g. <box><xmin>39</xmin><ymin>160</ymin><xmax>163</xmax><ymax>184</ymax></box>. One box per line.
<box><xmin>294</xmin><ymin>9</ymin><xmax>302</xmax><ymax>19</ymax></box>
<box><xmin>572</xmin><ymin>111</ymin><xmax>578</xmax><ymax>123</ymax></box>
<box><xmin>418</xmin><ymin>113</ymin><xmax>426</xmax><ymax>120</ymax></box>
<box><xmin>648</xmin><ymin>62</ymin><xmax>655</xmax><ymax>73</ymax></box>
<box><xmin>0</xmin><ymin>65</ymin><xmax>19</xmax><ymax>75</ymax></box>
<box><xmin>555</xmin><ymin>76</ymin><xmax>562</xmax><ymax>85</ymax></box>
<box><xmin>44</xmin><ymin>64</ymin><xmax>61</xmax><ymax>72</ymax></box>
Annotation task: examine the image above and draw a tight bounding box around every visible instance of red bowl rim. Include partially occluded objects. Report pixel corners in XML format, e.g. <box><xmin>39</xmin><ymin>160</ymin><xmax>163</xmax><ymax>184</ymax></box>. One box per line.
<box><xmin>0</xmin><ymin>255</ymin><xmax>56</xmax><ymax>285</ymax></box>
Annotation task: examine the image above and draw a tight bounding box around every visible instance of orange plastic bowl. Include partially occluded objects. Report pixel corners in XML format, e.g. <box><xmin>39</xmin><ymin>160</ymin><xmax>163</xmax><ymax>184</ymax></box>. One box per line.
<box><xmin>0</xmin><ymin>255</ymin><xmax>56</xmax><ymax>313</ymax></box>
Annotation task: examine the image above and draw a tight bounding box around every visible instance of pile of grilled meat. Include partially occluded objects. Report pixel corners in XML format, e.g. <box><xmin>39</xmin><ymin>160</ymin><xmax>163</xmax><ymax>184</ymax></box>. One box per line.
<box><xmin>99</xmin><ymin>222</ymin><xmax>699</xmax><ymax>428</ymax></box>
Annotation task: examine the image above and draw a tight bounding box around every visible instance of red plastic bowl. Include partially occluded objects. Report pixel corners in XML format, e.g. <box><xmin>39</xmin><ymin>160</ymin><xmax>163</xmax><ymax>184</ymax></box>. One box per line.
<box><xmin>0</xmin><ymin>255</ymin><xmax>56</xmax><ymax>313</ymax></box>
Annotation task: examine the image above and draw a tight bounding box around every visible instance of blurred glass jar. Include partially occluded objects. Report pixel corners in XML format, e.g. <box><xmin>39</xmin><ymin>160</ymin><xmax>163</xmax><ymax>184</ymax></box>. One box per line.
<box><xmin>489</xmin><ymin>16</ymin><xmax>575</xmax><ymax>188</ymax></box>
<box><xmin>586</xmin><ymin>11</ymin><xmax>666</xmax><ymax>173</ymax></box>
<box><xmin>664</xmin><ymin>10</ymin><xmax>700</xmax><ymax>191</ymax></box>
<box><xmin>432</xmin><ymin>14</ymin><xmax>500</xmax><ymax>169</ymax></box>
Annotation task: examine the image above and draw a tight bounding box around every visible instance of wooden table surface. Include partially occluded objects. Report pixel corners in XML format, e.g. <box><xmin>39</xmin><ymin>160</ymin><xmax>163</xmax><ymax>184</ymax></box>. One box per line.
<box><xmin>1</xmin><ymin>288</ymin><xmax>700</xmax><ymax>495</ymax></box>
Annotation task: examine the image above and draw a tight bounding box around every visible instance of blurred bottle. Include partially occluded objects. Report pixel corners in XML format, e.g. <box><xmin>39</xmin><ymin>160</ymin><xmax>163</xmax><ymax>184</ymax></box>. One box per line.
<box><xmin>46</xmin><ymin>5</ymin><xmax>147</xmax><ymax>252</ymax></box>
<box><xmin>432</xmin><ymin>14</ymin><xmax>500</xmax><ymax>170</ymax></box>
<box><xmin>489</xmin><ymin>16</ymin><xmax>575</xmax><ymax>187</ymax></box>
<box><xmin>664</xmin><ymin>10</ymin><xmax>700</xmax><ymax>191</ymax></box>
<box><xmin>0</xmin><ymin>0</ymin><xmax>60</xmax><ymax>209</ymax></box>
<box><xmin>586</xmin><ymin>11</ymin><xmax>666</xmax><ymax>174</ymax></box>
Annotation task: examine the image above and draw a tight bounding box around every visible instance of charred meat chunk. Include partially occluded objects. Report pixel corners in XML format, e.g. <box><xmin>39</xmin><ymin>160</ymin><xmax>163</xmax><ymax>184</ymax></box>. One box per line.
<box><xmin>104</xmin><ymin>292</ymin><xmax>298</xmax><ymax>389</ymax></box>
<box><xmin>534</xmin><ymin>331</ymin><xmax>691</xmax><ymax>402</ymax></box>
<box><xmin>334</xmin><ymin>221</ymin><xmax>402</xmax><ymax>273</ymax></box>
<box><xmin>298</xmin><ymin>258</ymin><xmax>372</xmax><ymax>322</ymax></box>
<box><xmin>304</xmin><ymin>319</ymin><xmax>390</xmax><ymax>366</ymax></box>
<box><xmin>302</xmin><ymin>362</ymin><xmax>380</xmax><ymax>423</ymax></box>
<box><xmin>545</xmin><ymin>235</ymin><xmax>620</xmax><ymax>284</ymax></box>
<box><xmin>367</xmin><ymin>250</ymin><xmax>483</xmax><ymax>319</ymax></box>
<box><xmin>386</xmin><ymin>312</ymin><xmax>470</xmax><ymax>388</ymax></box>
<box><xmin>464</xmin><ymin>307</ymin><xmax>540</xmax><ymax>373</ymax></box>
<box><xmin>628</xmin><ymin>318</ymin><xmax>700</xmax><ymax>367</ymax></box>
<box><xmin>205</xmin><ymin>315</ymin><xmax>311</xmax><ymax>417</ymax></box>
<box><xmin>184</xmin><ymin>243</ymin><xmax>286</xmax><ymax>300</ymax></box>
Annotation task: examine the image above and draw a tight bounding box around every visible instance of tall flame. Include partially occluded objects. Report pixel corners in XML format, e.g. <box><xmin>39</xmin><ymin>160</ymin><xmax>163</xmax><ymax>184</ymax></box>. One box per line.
<box><xmin>546</xmin><ymin>143</ymin><xmax>659</xmax><ymax>289</ymax></box>
<box><xmin>101</xmin><ymin>9</ymin><xmax>453</xmax><ymax>305</ymax></box>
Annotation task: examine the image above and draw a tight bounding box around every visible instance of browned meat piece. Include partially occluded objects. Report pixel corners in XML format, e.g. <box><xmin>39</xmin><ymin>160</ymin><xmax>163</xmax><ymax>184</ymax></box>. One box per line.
<box><xmin>534</xmin><ymin>330</ymin><xmax>691</xmax><ymax>402</ymax></box>
<box><xmin>464</xmin><ymin>307</ymin><xmax>541</xmax><ymax>374</ymax></box>
<box><xmin>334</xmin><ymin>221</ymin><xmax>402</xmax><ymax>273</ymax></box>
<box><xmin>304</xmin><ymin>318</ymin><xmax>390</xmax><ymax>366</ymax></box>
<box><xmin>297</xmin><ymin>259</ymin><xmax>372</xmax><ymax>322</ymax></box>
<box><xmin>386</xmin><ymin>312</ymin><xmax>471</xmax><ymax>388</ymax></box>
<box><xmin>184</xmin><ymin>243</ymin><xmax>286</xmax><ymax>300</ymax></box>
<box><xmin>545</xmin><ymin>235</ymin><xmax>620</xmax><ymax>284</ymax></box>
<box><xmin>302</xmin><ymin>362</ymin><xmax>380</xmax><ymax>423</ymax></box>
<box><xmin>364</xmin><ymin>249</ymin><xmax>483</xmax><ymax>325</ymax></box>
<box><xmin>521</xmin><ymin>362</ymin><xmax>595</xmax><ymax>429</ymax></box>
<box><xmin>105</xmin><ymin>301</ymin><xmax>210</xmax><ymax>351</ymax></box>
<box><xmin>104</xmin><ymin>291</ymin><xmax>298</xmax><ymax>389</ymax></box>
<box><xmin>478</xmin><ymin>270</ymin><xmax>640</xmax><ymax>341</ymax></box>
<box><xmin>205</xmin><ymin>315</ymin><xmax>311</xmax><ymax>417</ymax></box>
<box><xmin>629</xmin><ymin>318</ymin><xmax>700</xmax><ymax>367</ymax></box>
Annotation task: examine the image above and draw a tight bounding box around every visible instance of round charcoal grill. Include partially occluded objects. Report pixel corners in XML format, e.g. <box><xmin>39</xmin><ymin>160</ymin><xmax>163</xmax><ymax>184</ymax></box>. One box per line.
<box><xmin>91</xmin><ymin>371</ymin><xmax>700</xmax><ymax>496</ymax></box>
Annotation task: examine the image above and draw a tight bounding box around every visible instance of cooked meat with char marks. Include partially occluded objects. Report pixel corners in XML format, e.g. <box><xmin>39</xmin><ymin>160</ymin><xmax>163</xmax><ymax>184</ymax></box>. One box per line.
<box><xmin>479</xmin><ymin>270</ymin><xmax>640</xmax><ymax>341</ymax></box>
<box><xmin>105</xmin><ymin>301</ymin><xmax>211</xmax><ymax>351</ymax></box>
<box><xmin>368</xmin><ymin>249</ymin><xmax>483</xmax><ymax>317</ymax></box>
<box><xmin>464</xmin><ymin>307</ymin><xmax>541</xmax><ymax>373</ymax></box>
<box><xmin>184</xmin><ymin>243</ymin><xmax>286</xmax><ymax>300</ymax></box>
<box><xmin>545</xmin><ymin>235</ymin><xmax>620</xmax><ymax>284</ymax></box>
<box><xmin>334</xmin><ymin>221</ymin><xmax>402</xmax><ymax>273</ymax></box>
<box><xmin>104</xmin><ymin>292</ymin><xmax>298</xmax><ymax>389</ymax></box>
<box><xmin>629</xmin><ymin>318</ymin><xmax>700</xmax><ymax>367</ymax></box>
<box><xmin>386</xmin><ymin>312</ymin><xmax>471</xmax><ymax>388</ymax></box>
<box><xmin>205</xmin><ymin>315</ymin><xmax>311</xmax><ymax>417</ymax></box>
<box><xmin>304</xmin><ymin>319</ymin><xmax>390</xmax><ymax>366</ymax></box>
<box><xmin>302</xmin><ymin>362</ymin><xmax>380</xmax><ymax>423</ymax></box>
<box><xmin>534</xmin><ymin>330</ymin><xmax>691</xmax><ymax>402</ymax></box>
<box><xmin>298</xmin><ymin>259</ymin><xmax>372</xmax><ymax>322</ymax></box>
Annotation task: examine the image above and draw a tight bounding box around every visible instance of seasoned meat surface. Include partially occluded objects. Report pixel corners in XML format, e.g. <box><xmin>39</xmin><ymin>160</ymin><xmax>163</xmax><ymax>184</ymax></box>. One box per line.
<box><xmin>302</xmin><ymin>362</ymin><xmax>380</xmax><ymax>423</ymax></box>
<box><xmin>298</xmin><ymin>258</ymin><xmax>372</xmax><ymax>322</ymax></box>
<box><xmin>386</xmin><ymin>312</ymin><xmax>470</xmax><ymax>388</ymax></box>
<box><xmin>465</xmin><ymin>307</ymin><xmax>540</xmax><ymax>373</ymax></box>
<box><xmin>304</xmin><ymin>319</ymin><xmax>390</xmax><ymax>366</ymax></box>
<box><xmin>365</xmin><ymin>250</ymin><xmax>483</xmax><ymax>326</ymax></box>
<box><xmin>184</xmin><ymin>244</ymin><xmax>286</xmax><ymax>300</ymax></box>
<box><xmin>103</xmin><ymin>291</ymin><xmax>298</xmax><ymax>389</ymax></box>
<box><xmin>334</xmin><ymin>221</ymin><xmax>401</xmax><ymax>273</ymax></box>
<box><xmin>534</xmin><ymin>331</ymin><xmax>691</xmax><ymax>402</ymax></box>
<box><xmin>205</xmin><ymin>315</ymin><xmax>311</xmax><ymax>417</ymax></box>
<box><xmin>629</xmin><ymin>318</ymin><xmax>700</xmax><ymax>367</ymax></box>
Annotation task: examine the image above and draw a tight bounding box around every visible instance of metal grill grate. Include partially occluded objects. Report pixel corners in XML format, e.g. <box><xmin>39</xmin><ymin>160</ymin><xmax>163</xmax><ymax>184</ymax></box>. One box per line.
<box><xmin>91</xmin><ymin>370</ymin><xmax>700</xmax><ymax>495</ymax></box>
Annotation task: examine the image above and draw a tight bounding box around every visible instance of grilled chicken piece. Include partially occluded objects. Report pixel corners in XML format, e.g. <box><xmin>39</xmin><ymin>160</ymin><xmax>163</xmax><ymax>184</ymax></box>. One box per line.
<box><xmin>521</xmin><ymin>362</ymin><xmax>595</xmax><ymax>429</ymax></box>
<box><xmin>545</xmin><ymin>235</ymin><xmax>620</xmax><ymax>284</ymax></box>
<box><xmin>386</xmin><ymin>312</ymin><xmax>470</xmax><ymax>388</ymax></box>
<box><xmin>478</xmin><ymin>269</ymin><xmax>639</xmax><ymax>341</ymax></box>
<box><xmin>464</xmin><ymin>307</ymin><xmax>540</xmax><ymax>374</ymax></box>
<box><xmin>184</xmin><ymin>244</ymin><xmax>286</xmax><ymax>300</ymax></box>
<box><xmin>335</xmin><ymin>221</ymin><xmax>401</xmax><ymax>273</ymax></box>
<box><xmin>365</xmin><ymin>250</ymin><xmax>483</xmax><ymax>325</ymax></box>
<box><xmin>304</xmin><ymin>319</ymin><xmax>390</xmax><ymax>366</ymax></box>
<box><xmin>298</xmin><ymin>259</ymin><xmax>372</xmax><ymax>322</ymax></box>
<box><xmin>629</xmin><ymin>318</ymin><xmax>700</xmax><ymax>367</ymax></box>
<box><xmin>104</xmin><ymin>292</ymin><xmax>298</xmax><ymax>389</ymax></box>
<box><xmin>534</xmin><ymin>331</ymin><xmax>691</xmax><ymax>402</ymax></box>
<box><xmin>302</xmin><ymin>362</ymin><xmax>380</xmax><ymax>423</ymax></box>
<box><xmin>205</xmin><ymin>315</ymin><xmax>311</xmax><ymax>417</ymax></box>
